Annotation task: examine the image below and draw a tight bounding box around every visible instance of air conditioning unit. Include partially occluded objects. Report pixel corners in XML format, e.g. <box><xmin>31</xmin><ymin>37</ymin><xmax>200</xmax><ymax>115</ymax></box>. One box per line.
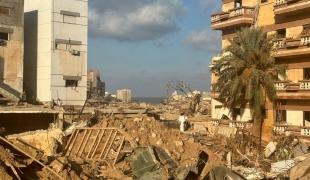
<box><xmin>70</xmin><ymin>49</ymin><xmax>80</xmax><ymax>56</ymax></box>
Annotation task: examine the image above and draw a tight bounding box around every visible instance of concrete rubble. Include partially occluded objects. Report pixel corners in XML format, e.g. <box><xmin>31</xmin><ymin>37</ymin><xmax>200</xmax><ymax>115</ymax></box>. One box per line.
<box><xmin>0</xmin><ymin>97</ymin><xmax>309</xmax><ymax>179</ymax></box>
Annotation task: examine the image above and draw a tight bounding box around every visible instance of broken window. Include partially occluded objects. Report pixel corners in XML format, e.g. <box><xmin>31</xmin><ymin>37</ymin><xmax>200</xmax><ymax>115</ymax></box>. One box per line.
<box><xmin>65</xmin><ymin>80</ymin><xmax>78</xmax><ymax>87</ymax></box>
<box><xmin>0</xmin><ymin>32</ymin><xmax>9</xmax><ymax>41</ymax></box>
<box><xmin>304</xmin><ymin>68</ymin><xmax>310</xmax><ymax>80</ymax></box>
<box><xmin>304</xmin><ymin>111</ymin><xmax>310</xmax><ymax>126</ymax></box>
<box><xmin>0</xmin><ymin>6</ymin><xmax>10</xmax><ymax>16</ymax></box>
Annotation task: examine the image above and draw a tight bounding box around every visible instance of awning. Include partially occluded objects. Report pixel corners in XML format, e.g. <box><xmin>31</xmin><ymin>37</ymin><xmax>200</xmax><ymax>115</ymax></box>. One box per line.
<box><xmin>63</xmin><ymin>76</ymin><xmax>82</xmax><ymax>81</ymax></box>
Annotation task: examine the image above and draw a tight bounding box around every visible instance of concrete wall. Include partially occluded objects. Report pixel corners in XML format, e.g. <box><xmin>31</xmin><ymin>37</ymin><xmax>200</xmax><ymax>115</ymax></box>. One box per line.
<box><xmin>0</xmin><ymin>0</ymin><xmax>24</xmax><ymax>98</ymax></box>
<box><xmin>287</xmin><ymin>110</ymin><xmax>304</xmax><ymax>126</ymax></box>
<box><xmin>24</xmin><ymin>0</ymin><xmax>88</xmax><ymax>105</ymax></box>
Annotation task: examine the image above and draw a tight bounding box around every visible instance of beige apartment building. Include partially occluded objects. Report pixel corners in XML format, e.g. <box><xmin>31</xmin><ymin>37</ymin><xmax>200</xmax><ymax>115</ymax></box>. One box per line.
<box><xmin>210</xmin><ymin>0</ymin><xmax>310</xmax><ymax>139</ymax></box>
<box><xmin>0</xmin><ymin>0</ymin><xmax>24</xmax><ymax>101</ymax></box>
<box><xmin>116</xmin><ymin>89</ymin><xmax>132</xmax><ymax>103</ymax></box>
<box><xmin>24</xmin><ymin>0</ymin><xmax>88</xmax><ymax>105</ymax></box>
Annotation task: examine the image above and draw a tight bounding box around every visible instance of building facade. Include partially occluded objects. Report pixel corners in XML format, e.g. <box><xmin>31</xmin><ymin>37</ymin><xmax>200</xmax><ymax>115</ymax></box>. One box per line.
<box><xmin>87</xmin><ymin>69</ymin><xmax>105</xmax><ymax>98</ymax></box>
<box><xmin>116</xmin><ymin>89</ymin><xmax>132</xmax><ymax>103</ymax></box>
<box><xmin>210</xmin><ymin>0</ymin><xmax>310</xmax><ymax>139</ymax></box>
<box><xmin>24</xmin><ymin>0</ymin><xmax>88</xmax><ymax>105</ymax></box>
<box><xmin>0</xmin><ymin>0</ymin><xmax>24</xmax><ymax>101</ymax></box>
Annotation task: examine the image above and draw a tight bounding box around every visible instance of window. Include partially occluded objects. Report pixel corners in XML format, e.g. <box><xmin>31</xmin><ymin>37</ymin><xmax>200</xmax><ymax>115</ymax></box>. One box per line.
<box><xmin>65</xmin><ymin>80</ymin><xmax>78</xmax><ymax>87</ymax></box>
<box><xmin>304</xmin><ymin>111</ymin><xmax>310</xmax><ymax>126</ymax></box>
<box><xmin>277</xmin><ymin>29</ymin><xmax>286</xmax><ymax>38</ymax></box>
<box><xmin>304</xmin><ymin>68</ymin><xmax>310</xmax><ymax>80</ymax></box>
<box><xmin>303</xmin><ymin>24</ymin><xmax>310</xmax><ymax>35</ymax></box>
<box><xmin>0</xmin><ymin>32</ymin><xmax>8</xmax><ymax>41</ymax></box>
<box><xmin>261</xmin><ymin>0</ymin><xmax>268</xmax><ymax>3</ymax></box>
<box><xmin>235</xmin><ymin>0</ymin><xmax>242</xmax><ymax>8</ymax></box>
<box><xmin>0</xmin><ymin>6</ymin><xmax>10</xmax><ymax>16</ymax></box>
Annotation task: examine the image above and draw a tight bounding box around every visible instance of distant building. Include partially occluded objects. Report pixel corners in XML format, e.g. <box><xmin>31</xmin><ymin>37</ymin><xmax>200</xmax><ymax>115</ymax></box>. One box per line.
<box><xmin>87</xmin><ymin>69</ymin><xmax>105</xmax><ymax>97</ymax></box>
<box><xmin>24</xmin><ymin>0</ymin><xmax>88</xmax><ymax>105</ymax></box>
<box><xmin>116</xmin><ymin>89</ymin><xmax>132</xmax><ymax>103</ymax></box>
<box><xmin>0</xmin><ymin>0</ymin><xmax>24</xmax><ymax>101</ymax></box>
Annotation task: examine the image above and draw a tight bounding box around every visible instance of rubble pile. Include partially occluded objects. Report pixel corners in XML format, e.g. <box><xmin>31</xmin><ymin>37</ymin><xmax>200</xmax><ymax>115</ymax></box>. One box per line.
<box><xmin>1</xmin><ymin>100</ymin><xmax>310</xmax><ymax>179</ymax></box>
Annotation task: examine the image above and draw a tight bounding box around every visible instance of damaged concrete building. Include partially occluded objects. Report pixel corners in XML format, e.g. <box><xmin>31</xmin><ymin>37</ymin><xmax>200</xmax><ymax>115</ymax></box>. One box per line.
<box><xmin>210</xmin><ymin>0</ymin><xmax>310</xmax><ymax>140</ymax></box>
<box><xmin>24</xmin><ymin>0</ymin><xmax>88</xmax><ymax>105</ymax></box>
<box><xmin>87</xmin><ymin>69</ymin><xmax>105</xmax><ymax>98</ymax></box>
<box><xmin>0</xmin><ymin>0</ymin><xmax>24</xmax><ymax>101</ymax></box>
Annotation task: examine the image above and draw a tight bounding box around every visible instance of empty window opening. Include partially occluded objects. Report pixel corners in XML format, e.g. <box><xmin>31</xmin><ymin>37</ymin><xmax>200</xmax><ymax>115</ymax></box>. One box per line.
<box><xmin>0</xmin><ymin>32</ymin><xmax>9</xmax><ymax>41</ymax></box>
<box><xmin>65</xmin><ymin>80</ymin><xmax>78</xmax><ymax>87</ymax></box>
<box><xmin>0</xmin><ymin>6</ymin><xmax>10</xmax><ymax>16</ymax></box>
<box><xmin>276</xmin><ymin>29</ymin><xmax>286</xmax><ymax>38</ymax></box>
<box><xmin>304</xmin><ymin>68</ymin><xmax>310</xmax><ymax>80</ymax></box>
<box><xmin>235</xmin><ymin>0</ymin><xmax>242</xmax><ymax>8</ymax></box>
<box><xmin>303</xmin><ymin>24</ymin><xmax>310</xmax><ymax>35</ymax></box>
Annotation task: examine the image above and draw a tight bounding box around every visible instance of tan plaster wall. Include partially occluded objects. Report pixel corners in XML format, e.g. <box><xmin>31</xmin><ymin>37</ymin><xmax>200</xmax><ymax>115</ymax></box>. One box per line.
<box><xmin>286</xmin><ymin>26</ymin><xmax>303</xmax><ymax>38</ymax></box>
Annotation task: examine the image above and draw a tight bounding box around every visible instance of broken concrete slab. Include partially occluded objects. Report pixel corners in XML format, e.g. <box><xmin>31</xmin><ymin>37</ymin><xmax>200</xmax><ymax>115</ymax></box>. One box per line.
<box><xmin>271</xmin><ymin>160</ymin><xmax>296</xmax><ymax>174</ymax></box>
<box><xmin>7</xmin><ymin>128</ymin><xmax>64</xmax><ymax>156</ymax></box>
<box><xmin>264</xmin><ymin>141</ymin><xmax>277</xmax><ymax>158</ymax></box>
<box><xmin>290</xmin><ymin>154</ymin><xmax>310</xmax><ymax>180</ymax></box>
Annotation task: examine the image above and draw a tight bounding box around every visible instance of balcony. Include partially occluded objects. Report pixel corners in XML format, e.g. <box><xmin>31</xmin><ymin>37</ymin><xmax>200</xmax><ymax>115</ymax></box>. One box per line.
<box><xmin>211</xmin><ymin>7</ymin><xmax>255</xmax><ymax>30</ymax></box>
<box><xmin>273</xmin><ymin>34</ymin><xmax>310</xmax><ymax>58</ymax></box>
<box><xmin>273</xmin><ymin>124</ymin><xmax>310</xmax><ymax>137</ymax></box>
<box><xmin>274</xmin><ymin>0</ymin><xmax>310</xmax><ymax>16</ymax></box>
<box><xmin>275</xmin><ymin>80</ymin><xmax>310</xmax><ymax>99</ymax></box>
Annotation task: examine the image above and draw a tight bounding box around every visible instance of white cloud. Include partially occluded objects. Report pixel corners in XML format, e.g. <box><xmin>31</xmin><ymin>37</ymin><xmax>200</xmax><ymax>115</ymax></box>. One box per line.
<box><xmin>89</xmin><ymin>0</ymin><xmax>184</xmax><ymax>42</ymax></box>
<box><xmin>184</xmin><ymin>30</ymin><xmax>221</xmax><ymax>53</ymax></box>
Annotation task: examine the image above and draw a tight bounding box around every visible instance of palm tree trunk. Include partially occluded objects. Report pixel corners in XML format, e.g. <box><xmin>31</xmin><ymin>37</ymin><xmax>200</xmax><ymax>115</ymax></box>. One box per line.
<box><xmin>253</xmin><ymin>117</ymin><xmax>263</xmax><ymax>151</ymax></box>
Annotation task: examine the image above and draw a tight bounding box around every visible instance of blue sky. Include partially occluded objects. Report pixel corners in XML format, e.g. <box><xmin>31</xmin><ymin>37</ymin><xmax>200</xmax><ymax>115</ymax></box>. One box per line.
<box><xmin>88</xmin><ymin>0</ymin><xmax>221</xmax><ymax>97</ymax></box>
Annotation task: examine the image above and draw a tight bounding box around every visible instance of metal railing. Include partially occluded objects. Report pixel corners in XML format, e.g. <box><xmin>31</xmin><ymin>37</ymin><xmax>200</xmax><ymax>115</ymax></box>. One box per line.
<box><xmin>211</xmin><ymin>7</ymin><xmax>255</xmax><ymax>23</ymax></box>
<box><xmin>300</xmin><ymin>80</ymin><xmax>310</xmax><ymax>90</ymax></box>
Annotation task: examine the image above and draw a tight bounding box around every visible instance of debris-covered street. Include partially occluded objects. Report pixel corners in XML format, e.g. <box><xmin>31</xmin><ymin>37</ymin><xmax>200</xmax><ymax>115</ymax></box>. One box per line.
<box><xmin>0</xmin><ymin>93</ymin><xmax>309</xmax><ymax>179</ymax></box>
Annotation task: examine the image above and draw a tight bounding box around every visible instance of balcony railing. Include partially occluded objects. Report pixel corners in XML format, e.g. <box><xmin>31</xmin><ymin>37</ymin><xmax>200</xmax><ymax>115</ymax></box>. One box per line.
<box><xmin>275</xmin><ymin>80</ymin><xmax>310</xmax><ymax>91</ymax></box>
<box><xmin>274</xmin><ymin>124</ymin><xmax>310</xmax><ymax>137</ymax></box>
<box><xmin>273</xmin><ymin>33</ymin><xmax>310</xmax><ymax>57</ymax></box>
<box><xmin>300</xmin><ymin>80</ymin><xmax>310</xmax><ymax>90</ymax></box>
<box><xmin>274</xmin><ymin>0</ymin><xmax>310</xmax><ymax>15</ymax></box>
<box><xmin>211</xmin><ymin>7</ymin><xmax>255</xmax><ymax>30</ymax></box>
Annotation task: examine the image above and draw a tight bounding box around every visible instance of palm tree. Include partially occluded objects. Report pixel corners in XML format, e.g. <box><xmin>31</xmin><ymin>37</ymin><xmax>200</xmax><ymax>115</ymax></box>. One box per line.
<box><xmin>211</xmin><ymin>27</ymin><xmax>286</xmax><ymax>143</ymax></box>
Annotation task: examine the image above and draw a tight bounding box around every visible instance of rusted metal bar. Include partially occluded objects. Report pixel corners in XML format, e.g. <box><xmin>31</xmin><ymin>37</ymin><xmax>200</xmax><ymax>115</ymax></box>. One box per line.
<box><xmin>0</xmin><ymin>137</ymin><xmax>64</xmax><ymax>180</ymax></box>
<box><xmin>113</xmin><ymin>137</ymin><xmax>125</xmax><ymax>165</ymax></box>
<box><xmin>66</xmin><ymin>129</ymin><xmax>80</xmax><ymax>156</ymax></box>
<box><xmin>90</xmin><ymin>130</ymin><xmax>106</xmax><ymax>159</ymax></box>
<box><xmin>79</xmin><ymin>130</ymin><xmax>92</xmax><ymax>157</ymax></box>
<box><xmin>87</xmin><ymin>129</ymin><xmax>101</xmax><ymax>158</ymax></box>
<box><xmin>103</xmin><ymin>131</ymin><xmax>118</xmax><ymax>159</ymax></box>
<box><xmin>75</xmin><ymin>129</ymin><xmax>88</xmax><ymax>156</ymax></box>
<box><xmin>99</xmin><ymin>130</ymin><xmax>114</xmax><ymax>159</ymax></box>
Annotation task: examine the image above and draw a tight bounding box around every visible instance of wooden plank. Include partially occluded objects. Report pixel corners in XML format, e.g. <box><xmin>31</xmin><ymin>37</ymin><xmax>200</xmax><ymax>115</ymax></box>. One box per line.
<box><xmin>90</xmin><ymin>130</ymin><xmax>106</xmax><ymax>159</ymax></box>
<box><xmin>87</xmin><ymin>129</ymin><xmax>101</xmax><ymax>158</ymax></box>
<box><xmin>75</xmin><ymin>130</ymin><xmax>88</xmax><ymax>156</ymax></box>
<box><xmin>99</xmin><ymin>130</ymin><xmax>114</xmax><ymax>159</ymax></box>
<box><xmin>78</xmin><ymin>130</ymin><xmax>92</xmax><ymax>157</ymax></box>
<box><xmin>66</xmin><ymin>129</ymin><xmax>80</xmax><ymax>156</ymax></box>
<box><xmin>113</xmin><ymin>137</ymin><xmax>125</xmax><ymax>165</ymax></box>
<box><xmin>103</xmin><ymin>131</ymin><xmax>118</xmax><ymax>159</ymax></box>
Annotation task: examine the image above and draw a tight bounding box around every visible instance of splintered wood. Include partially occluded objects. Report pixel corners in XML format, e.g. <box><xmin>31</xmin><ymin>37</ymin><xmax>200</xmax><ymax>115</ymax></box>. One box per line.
<box><xmin>64</xmin><ymin>128</ymin><xmax>125</xmax><ymax>166</ymax></box>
